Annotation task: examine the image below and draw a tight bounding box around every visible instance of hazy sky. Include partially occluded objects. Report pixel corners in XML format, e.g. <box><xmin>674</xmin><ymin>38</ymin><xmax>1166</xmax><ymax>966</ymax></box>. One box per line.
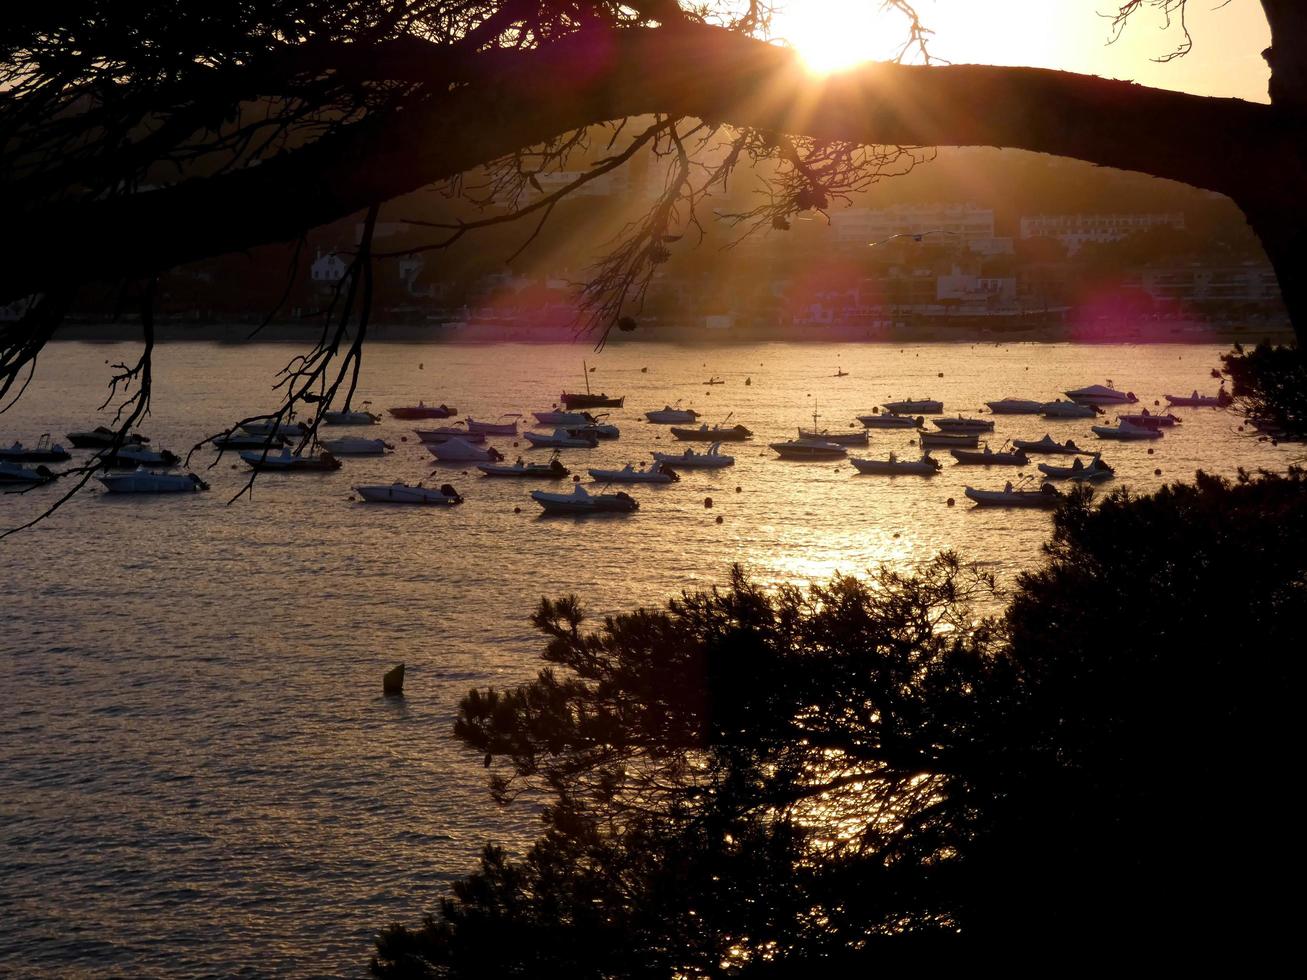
<box><xmin>779</xmin><ymin>1</ymin><xmax>1271</xmax><ymax>102</ymax></box>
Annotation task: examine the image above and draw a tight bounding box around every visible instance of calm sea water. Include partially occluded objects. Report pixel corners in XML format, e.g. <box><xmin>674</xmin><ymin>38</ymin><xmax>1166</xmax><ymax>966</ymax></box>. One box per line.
<box><xmin>0</xmin><ymin>340</ymin><xmax>1292</xmax><ymax>977</ymax></box>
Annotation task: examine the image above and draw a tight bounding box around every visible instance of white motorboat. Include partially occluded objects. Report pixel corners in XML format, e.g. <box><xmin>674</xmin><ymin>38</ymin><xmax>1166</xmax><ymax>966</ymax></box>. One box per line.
<box><xmin>530</xmin><ymin>483</ymin><xmax>639</xmax><ymax>514</ymax></box>
<box><xmin>645</xmin><ymin>406</ymin><xmax>699</xmax><ymax>424</ymax></box>
<box><xmin>103</xmin><ymin>445</ymin><xmax>181</xmax><ymax>469</ymax></box>
<box><xmin>525</xmin><ymin>428</ymin><xmax>599</xmax><ymax>449</ymax></box>
<box><xmin>465</xmin><ymin>416</ymin><xmax>520</xmax><ymax>436</ymax></box>
<box><xmin>1065</xmin><ymin>384</ymin><xmax>1137</xmax><ymax>405</ymax></box>
<box><xmin>414</xmin><ymin>427</ymin><xmax>486</xmax><ymax>444</ymax></box>
<box><xmin>319</xmin><ymin>437</ymin><xmax>393</xmax><ymax>455</ymax></box>
<box><xmin>478</xmin><ymin>456</ymin><xmax>570</xmax><ymax>478</ymax></box>
<box><xmin>883</xmin><ymin>399</ymin><xmax>943</xmax><ymax>415</ymax></box>
<box><xmin>1012</xmin><ymin>434</ymin><xmax>1095</xmax><ymax>456</ymax></box>
<box><xmin>97</xmin><ymin>468</ymin><xmax>209</xmax><ymax>493</ymax></box>
<box><xmin>932</xmin><ymin>416</ymin><xmax>995</xmax><ymax>433</ymax></box>
<box><xmin>427</xmin><ymin>437</ymin><xmax>504</xmax><ymax>462</ymax></box>
<box><xmin>0</xmin><ymin>460</ymin><xmax>55</xmax><ymax>484</ymax></box>
<box><xmin>770</xmin><ymin>438</ymin><xmax>848</xmax><ymax>460</ymax></box>
<box><xmin>670</xmin><ymin>423</ymin><xmax>753</xmax><ymax>442</ymax></box>
<box><xmin>850</xmin><ymin>452</ymin><xmax>941</xmax><ymax>476</ymax></box>
<box><xmin>67</xmin><ymin>426</ymin><xmax>149</xmax><ymax>448</ymax></box>
<box><xmin>1165</xmin><ymin>390</ymin><xmax>1232</xmax><ymax>408</ymax></box>
<box><xmin>964</xmin><ymin>482</ymin><xmax>1066</xmax><ymax>508</ymax></box>
<box><xmin>241</xmin><ymin>447</ymin><xmax>342</xmax><ymax>470</ymax></box>
<box><xmin>857</xmin><ymin>413</ymin><xmax>923</xmax><ymax>429</ymax></box>
<box><xmin>589</xmin><ymin>462</ymin><xmax>679</xmax><ymax>484</ymax></box>
<box><xmin>1092</xmin><ymin>422</ymin><xmax>1163</xmax><ymax>441</ymax></box>
<box><xmin>1040</xmin><ymin>400</ymin><xmax>1102</xmax><ymax>419</ymax></box>
<box><xmin>387</xmin><ymin>402</ymin><xmax>457</xmax><ymax>420</ymax></box>
<box><xmin>532</xmin><ymin>409</ymin><xmax>595</xmax><ymax>426</ymax></box>
<box><xmin>950</xmin><ymin>446</ymin><xmax>1030</xmax><ymax>466</ymax></box>
<box><xmin>1038</xmin><ymin>458</ymin><xmax>1115</xmax><ymax>481</ymax></box>
<box><xmin>797</xmin><ymin>428</ymin><xmax>869</xmax><ymax>446</ymax></box>
<box><xmin>1118</xmin><ymin>411</ymin><xmax>1180</xmax><ymax>428</ymax></box>
<box><xmin>355</xmin><ymin>482</ymin><xmax>463</xmax><ymax>504</ymax></box>
<box><xmin>323</xmin><ymin>408</ymin><xmax>380</xmax><ymax>425</ymax></box>
<box><xmin>651</xmin><ymin>443</ymin><xmax>735</xmax><ymax>468</ymax></box>
<box><xmin>0</xmin><ymin>435</ymin><xmax>71</xmax><ymax>463</ymax></box>
<box><xmin>210</xmin><ymin>431</ymin><xmax>287</xmax><ymax>450</ymax></box>
<box><xmin>566</xmin><ymin>423</ymin><xmax>620</xmax><ymax>440</ymax></box>
<box><xmin>240</xmin><ymin>420</ymin><xmax>309</xmax><ymax>438</ymax></box>
<box><xmin>985</xmin><ymin>399</ymin><xmax>1045</xmax><ymax>415</ymax></box>
<box><xmin>919</xmin><ymin>431</ymin><xmax>980</xmax><ymax>449</ymax></box>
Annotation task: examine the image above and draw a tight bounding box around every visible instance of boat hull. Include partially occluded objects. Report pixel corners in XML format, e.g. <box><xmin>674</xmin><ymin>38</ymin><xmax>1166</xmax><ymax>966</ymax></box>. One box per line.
<box><xmin>355</xmin><ymin>484</ymin><xmax>461</xmax><ymax>504</ymax></box>
<box><xmin>670</xmin><ymin>426</ymin><xmax>752</xmax><ymax>442</ymax></box>
<box><xmin>950</xmin><ymin>450</ymin><xmax>1029</xmax><ymax>466</ymax></box>
<box><xmin>857</xmin><ymin>414</ymin><xmax>922</xmax><ymax>429</ymax></box>
<box><xmin>964</xmin><ymin>487</ymin><xmax>1063</xmax><ymax>508</ymax></box>
<box><xmin>388</xmin><ymin>406</ymin><xmax>456</xmax><ymax>419</ymax></box>
<box><xmin>985</xmin><ymin>400</ymin><xmax>1045</xmax><ymax>415</ymax></box>
<box><xmin>98</xmin><ymin>473</ymin><xmax>206</xmax><ymax>493</ymax></box>
<box><xmin>883</xmin><ymin>400</ymin><xmax>943</xmax><ymax>415</ymax></box>
<box><xmin>850</xmin><ymin>458</ymin><xmax>939</xmax><ymax>476</ymax></box>
<box><xmin>560</xmin><ymin>393</ymin><xmax>624</xmax><ymax>409</ymax></box>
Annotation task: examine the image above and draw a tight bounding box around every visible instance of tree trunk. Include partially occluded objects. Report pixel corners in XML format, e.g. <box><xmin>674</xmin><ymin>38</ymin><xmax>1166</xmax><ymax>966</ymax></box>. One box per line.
<box><xmin>1244</xmin><ymin>203</ymin><xmax>1307</xmax><ymax>338</ymax></box>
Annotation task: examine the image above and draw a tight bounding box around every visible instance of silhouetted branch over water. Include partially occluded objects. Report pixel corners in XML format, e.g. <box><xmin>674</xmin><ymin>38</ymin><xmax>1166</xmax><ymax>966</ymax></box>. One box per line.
<box><xmin>374</xmin><ymin>469</ymin><xmax>1306</xmax><ymax>975</ymax></box>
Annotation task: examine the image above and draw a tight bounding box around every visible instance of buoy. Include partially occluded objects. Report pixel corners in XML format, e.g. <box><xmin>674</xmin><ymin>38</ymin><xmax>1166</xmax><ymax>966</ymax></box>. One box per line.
<box><xmin>715</xmin><ymin>515</ymin><xmax>723</xmax><ymax>524</ymax></box>
<box><xmin>573</xmin><ymin>474</ymin><xmax>581</xmax><ymax>481</ymax></box>
<box><xmin>735</xmin><ymin>486</ymin><xmax>742</xmax><ymax>493</ymax></box>
<box><xmin>1147</xmin><ymin>448</ymin><xmax>1154</xmax><ymax>455</ymax></box>
<box><xmin>946</xmin><ymin>498</ymin><xmax>955</xmax><ymax>507</ymax></box>
<box><xmin>419</xmin><ymin>362</ymin><xmax>424</xmax><ymax>370</ymax></box>
<box><xmin>893</xmin><ymin>532</ymin><xmax>900</xmax><ymax>538</ymax></box>
<box><xmin>938</xmin><ymin>372</ymin><xmax>943</xmax><ymax>378</ymax></box>
<box><xmin>383</xmin><ymin>663</ymin><xmax>405</xmax><ymax>696</ymax></box>
<box><xmin>400</xmin><ymin>436</ymin><xmax>408</xmax><ymax>442</ymax></box>
<box><xmin>641</xmin><ymin>367</ymin><xmax>648</xmax><ymax>373</ymax></box>
<box><xmin>704</xmin><ymin>497</ymin><xmax>713</xmax><ymax>508</ymax></box>
<box><xmin>1154</xmin><ymin>468</ymin><xmax>1162</xmax><ymax>476</ymax></box>
<box><xmin>1154</xmin><ymin>400</ymin><xmax>1160</xmax><ymax>406</ymax></box>
<box><xmin>514</xmin><ymin>506</ymin><xmax>521</xmax><ymax>513</ymax></box>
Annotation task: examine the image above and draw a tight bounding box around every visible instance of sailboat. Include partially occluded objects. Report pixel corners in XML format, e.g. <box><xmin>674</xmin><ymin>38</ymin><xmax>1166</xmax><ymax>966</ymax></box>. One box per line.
<box><xmin>560</xmin><ymin>360</ymin><xmax>624</xmax><ymax>408</ymax></box>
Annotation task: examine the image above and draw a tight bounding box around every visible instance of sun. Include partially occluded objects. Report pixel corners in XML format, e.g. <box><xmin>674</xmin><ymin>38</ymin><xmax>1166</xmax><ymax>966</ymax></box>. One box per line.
<box><xmin>779</xmin><ymin>1</ymin><xmax>901</xmax><ymax>75</ymax></box>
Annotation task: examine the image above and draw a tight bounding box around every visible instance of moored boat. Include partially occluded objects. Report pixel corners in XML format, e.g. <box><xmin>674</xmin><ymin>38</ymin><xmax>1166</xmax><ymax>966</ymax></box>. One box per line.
<box><xmin>964</xmin><ymin>482</ymin><xmax>1066</xmax><ymax>508</ymax></box>
<box><xmin>428</xmin><ymin>437</ymin><xmax>504</xmax><ymax>462</ymax></box>
<box><xmin>414</xmin><ymin>428</ymin><xmax>487</xmax><ymax>444</ymax></box>
<box><xmin>1038</xmin><ymin>457</ymin><xmax>1115</xmax><ymax>481</ymax></box>
<box><xmin>1040</xmin><ymin>400</ymin><xmax>1102</xmax><ymax>419</ymax></box>
<box><xmin>950</xmin><ymin>446</ymin><xmax>1030</xmax><ymax>466</ymax></box>
<box><xmin>797</xmin><ymin>428</ymin><xmax>869</xmax><ymax>446</ymax></box>
<box><xmin>210</xmin><ymin>431</ymin><xmax>288</xmax><ymax>450</ymax></box>
<box><xmin>1065</xmin><ymin>384</ymin><xmax>1137</xmax><ymax>405</ymax></box>
<box><xmin>531</xmin><ymin>484</ymin><xmax>639</xmax><ymax>514</ymax></box>
<box><xmin>319</xmin><ymin>437</ymin><xmax>393</xmax><ymax>455</ymax></box>
<box><xmin>241</xmin><ymin>420</ymin><xmax>309</xmax><ymax>438</ymax></box>
<box><xmin>0</xmin><ymin>435</ymin><xmax>71</xmax><ymax>463</ymax></box>
<box><xmin>240</xmin><ymin>447</ymin><xmax>342</xmax><ymax>470</ymax></box>
<box><xmin>769</xmin><ymin>438</ymin><xmax>848</xmax><ymax>460</ymax></box>
<box><xmin>1012</xmin><ymin>434</ymin><xmax>1096</xmax><ymax>456</ymax></box>
<box><xmin>932</xmin><ymin>416</ymin><xmax>996</xmax><ymax>433</ymax></box>
<box><xmin>465</xmin><ymin>416</ymin><xmax>520</xmax><ymax>436</ymax></box>
<box><xmin>478</xmin><ymin>456</ymin><xmax>570</xmax><ymax>478</ymax></box>
<box><xmin>565</xmin><ymin>423</ymin><xmax>620</xmax><ymax>440</ymax></box>
<box><xmin>98</xmin><ymin>468</ymin><xmax>209</xmax><ymax>493</ymax></box>
<box><xmin>850</xmin><ymin>452</ymin><xmax>941</xmax><ymax>476</ymax></box>
<box><xmin>671</xmin><ymin>423</ymin><xmax>753</xmax><ymax>442</ymax></box>
<box><xmin>857</xmin><ymin>413</ymin><xmax>923</xmax><ymax>429</ymax></box>
<box><xmin>67</xmin><ymin>426</ymin><xmax>149</xmax><ymax>448</ymax></box>
<box><xmin>1118</xmin><ymin>411</ymin><xmax>1180</xmax><ymax>428</ymax></box>
<box><xmin>1165</xmin><ymin>390</ymin><xmax>1233</xmax><ymax>408</ymax></box>
<box><xmin>589</xmin><ymin>462</ymin><xmax>679</xmax><ymax>484</ymax></box>
<box><xmin>102</xmin><ymin>445</ymin><xmax>181</xmax><ymax>469</ymax></box>
<box><xmin>525</xmin><ymin>428</ymin><xmax>599</xmax><ymax>449</ymax></box>
<box><xmin>533</xmin><ymin>409</ymin><xmax>596</xmax><ymax>426</ymax></box>
<box><xmin>651</xmin><ymin>443</ymin><xmax>735</xmax><ymax>468</ymax></box>
<box><xmin>0</xmin><ymin>460</ymin><xmax>55</xmax><ymax>484</ymax></box>
<box><xmin>985</xmin><ymin>398</ymin><xmax>1045</xmax><ymax>415</ymax></box>
<box><xmin>323</xmin><ymin>408</ymin><xmax>380</xmax><ymax>425</ymax></box>
<box><xmin>388</xmin><ymin>402</ymin><xmax>457</xmax><ymax>419</ymax></box>
<box><xmin>645</xmin><ymin>406</ymin><xmax>699</xmax><ymax>424</ymax></box>
<box><xmin>560</xmin><ymin>391</ymin><xmax>623</xmax><ymax>409</ymax></box>
<box><xmin>1092</xmin><ymin>422</ymin><xmax>1163</xmax><ymax>441</ymax></box>
<box><xmin>883</xmin><ymin>398</ymin><xmax>943</xmax><ymax>415</ymax></box>
<box><xmin>355</xmin><ymin>482</ymin><xmax>462</xmax><ymax>504</ymax></box>
<box><xmin>919</xmin><ymin>431</ymin><xmax>980</xmax><ymax>449</ymax></box>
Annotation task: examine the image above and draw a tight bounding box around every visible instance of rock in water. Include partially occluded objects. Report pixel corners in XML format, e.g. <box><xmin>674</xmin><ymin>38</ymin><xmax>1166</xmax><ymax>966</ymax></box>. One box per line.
<box><xmin>383</xmin><ymin>663</ymin><xmax>405</xmax><ymax>696</ymax></box>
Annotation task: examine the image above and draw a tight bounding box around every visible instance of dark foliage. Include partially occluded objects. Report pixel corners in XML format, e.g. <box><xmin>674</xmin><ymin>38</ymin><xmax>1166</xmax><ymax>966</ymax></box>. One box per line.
<box><xmin>373</xmin><ymin>470</ymin><xmax>1306</xmax><ymax>975</ymax></box>
<box><xmin>1223</xmin><ymin>341</ymin><xmax>1307</xmax><ymax>441</ymax></box>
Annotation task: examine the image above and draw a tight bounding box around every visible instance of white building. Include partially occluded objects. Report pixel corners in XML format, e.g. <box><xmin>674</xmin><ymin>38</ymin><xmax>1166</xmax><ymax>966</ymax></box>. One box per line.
<box><xmin>1020</xmin><ymin>213</ymin><xmax>1185</xmax><ymax>254</ymax></box>
<box><xmin>830</xmin><ymin>204</ymin><xmax>996</xmax><ymax>246</ymax></box>
<box><xmin>1139</xmin><ymin>262</ymin><xmax>1279</xmax><ymax>304</ymax></box>
<box><xmin>936</xmin><ymin>272</ymin><xmax>1017</xmax><ymax>305</ymax></box>
<box><xmin>310</xmin><ymin>250</ymin><xmax>349</xmax><ymax>282</ymax></box>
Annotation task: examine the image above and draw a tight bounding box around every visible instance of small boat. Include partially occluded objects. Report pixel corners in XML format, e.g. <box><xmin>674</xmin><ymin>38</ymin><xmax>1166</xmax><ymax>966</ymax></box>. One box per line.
<box><xmin>210</xmin><ymin>431</ymin><xmax>288</xmax><ymax>450</ymax></box>
<box><xmin>833</xmin><ymin>367</ymin><xmax>849</xmax><ymax>377</ymax></box>
<box><xmin>524</xmin><ymin>428</ymin><xmax>599</xmax><ymax>449</ymax></box>
<box><xmin>98</xmin><ymin>468</ymin><xmax>209</xmax><ymax>493</ymax></box>
<box><xmin>560</xmin><ymin>360</ymin><xmax>623</xmax><ymax>408</ymax></box>
<box><xmin>950</xmin><ymin>446</ymin><xmax>1030</xmax><ymax>466</ymax></box>
<box><xmin>565</xmin><ymin>423</ymin><xmax>620</xmax><ymax>440</ymax></box>
<box><xmin>388</xmin><ymin>402</ymin><xmax>457</xmax><ymax>420</ymax></box>
<box><xmin>0</xmin><ymin>435</ymin><xmax>72</xmax><ymax>463</ymax></box>
<box><xmin>797</xmin><ymin>428</ymin><xmax>868</xmax><ymax>446</ymax></box>
<box><xmin>1012</xmin><ymin>435</ymin><xmax>1095</xmax><ymax>456</ymax></box>
<box><xmin>1065</xmin><ymin>384</ymin><xmax>1137</xmax><ymax>405</ymax></box>
<box><xmin>965</xmin><ymin>482</ymin><xmax>1066</xmax><ymax>508</ymax></box>
<box><xmin>0</xmin><ymin>460</ymin><xmax>55</xmax><ymax>484</ymax></box>
<box><xmin>241</xmin><ymin>420</ymin><xmax>309</xmax><ymax>438</ymax></box>
<box><xmin>645</xmin><ymin>405</ymin><xmax>700</xmax><ymax>424</ymax></box>
<box><xmin>1038</xmin><ymin>458</ymin><xmax>1115</xmax><ymax>481</ymax></box>
<box><xmin>919</xmin><ymin>431</ymin><xmax>980</xmax><ymax>449</ymax></box>
<box><xmin>883</xmin><ymin>399</ymin><xmax>943</xmax><ymax>415</ymax></box>
<box><xmin>1040</xmin><ymin>400</ymin><xmax>1102</xmax><ymax>419</ymax></box>
<box><xmin>414</xmin><ymin>428</ymin><xmax>487</xmax><ymax>444</ymax></box>
<box><xmin>652</xmin><ymin>443</ymin><xmax>735</xmax><ymax>468</ymax></box>
<box><xmin>671</xmin><ymin>423</ymin><xmax>753</xmax><ymax>442</ymax></box>
<box><xmin>102</xmin><ymin>445</ymin><xmax>181</xmax><ymax>469</ymax></box>
<box><xmin>355</xmin><ymin>482</ymin><xmax>463</xmax><ymax>505</ymax></box>
<box><xmin>1165</xmin><ymin>390</ymin><xmax>1233</xmax><ymax>408</ymax></box>
<box><xmin>1117</xmin><ymin>411</ymin><xmax>1180</xmax><ymax>429</ymax></box>
<box><xmin>703</xmin><ymin>377</ymin><xmax>725</xmax><ymax>385</ymax></box>
<box><xmin>319</xmin><ymin>437</ymin><xmax>393</xmax><ymax>455</ymax></box>
<box><xmin>770</xmin><ymin>438</ymin><xmax>848</xmax><ymax>461</ymax></box>
<box><xmin>427</xmin><ymin>438</ymin><xmax>504</xmax><ymax>462</ymax></box>
<box><xmin>857</xmin><ymin>413</ymin><xmax>923</xmax><ymax>430</ymax></box>
<box><xmin>588</xmin><ymin>462</ymin><xmax>680</xmax><ymax>484</ymax></box>
<box><xmin>533</xmin><ymin>409</ymin><xmax>596</xmax><ymax>426</ymax></box>
<box><xmin>323</xmin><ymin>408</ymin><xmax>380</xmax><ymax>425</ymax></box>
<box><xmin>465</xmin><ymin>416</ymin><xmax>520</xmax><ymax>436</ymax></box>
<box><xmin>530</xmin><ymin>483</ymin><xmax>639</xmax><ymax>514</ymax></box>
<box><xmin>478</xmin><ymin>456</ymin><xmax>570</xmax><ymax>478</ymax></box>
<box><xmin>932</xmin><ymin>416</ymin><xmax>995</xmax><ymax>433</ymax></box>
<box><xmin>240</xmin><ymin>447</ymin><xmax>342</xmax><ymax>470</ymax></box>
<box><xmin>67</xmin><ymin>426</ymin><xmax>149</xmax><ymax>448</ymax></box>
<box><xmin>1092</xmin><ymin>422</ymin><xmax>1163</xmax><ymax>441</ymax></box>
<box><xmin>985</xmin><ymin>399</ymin><xmax>1045</xmax><ymax>415</ymax></box>
<box><xmin>850</xmin><ymin>452</ymin><xmax>941</xmax><ymax>476</ymax></box>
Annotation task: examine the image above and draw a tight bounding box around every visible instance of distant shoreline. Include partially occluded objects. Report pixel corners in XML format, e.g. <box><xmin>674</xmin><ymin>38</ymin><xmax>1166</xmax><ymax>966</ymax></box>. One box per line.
<box><xmin>44</xmin><ymin>319</ymin><xmax>1294</xmax><ymax>346</ymax></box>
